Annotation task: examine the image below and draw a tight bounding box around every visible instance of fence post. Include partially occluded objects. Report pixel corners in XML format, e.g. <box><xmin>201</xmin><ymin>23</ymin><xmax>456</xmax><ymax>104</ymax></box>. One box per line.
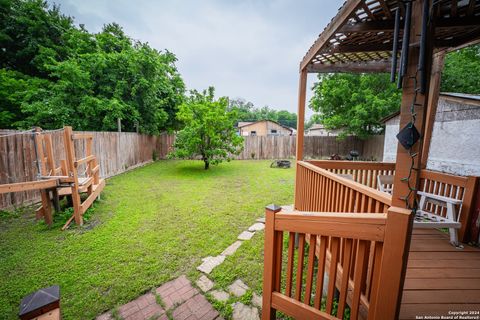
<box><xmin>262</xmin><ymin>204</ymin><xmax>282</xmax><ymax>320</ymax></box>
<box><xmin>370</xmin><ymin>206</ymin><xmax>412</xmax><ymax>319</ymax></box>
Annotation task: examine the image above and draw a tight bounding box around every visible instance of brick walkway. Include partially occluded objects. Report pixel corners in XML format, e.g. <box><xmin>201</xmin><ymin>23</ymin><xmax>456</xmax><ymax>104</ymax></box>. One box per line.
<box><xmin>97</xmin><ymin>276</ymin><xmax>220</xmax><ymax>320</ymax></box>
<box><xmin>95</xmin><ymin>210</ymin><xmax>278</xmax><ymax>320</ymax></box>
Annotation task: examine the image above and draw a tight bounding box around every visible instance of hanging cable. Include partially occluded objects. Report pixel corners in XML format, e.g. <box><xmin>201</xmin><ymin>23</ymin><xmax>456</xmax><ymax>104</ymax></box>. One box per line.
<box><xmin>42</xmin><ymin>128</ymin><xmax>65</xmax><ymax>133</ymax></box>
<box><xmin>0</xmin><ymin>129</ymin><xmax>35</xmax><ymax>138</ymax></box>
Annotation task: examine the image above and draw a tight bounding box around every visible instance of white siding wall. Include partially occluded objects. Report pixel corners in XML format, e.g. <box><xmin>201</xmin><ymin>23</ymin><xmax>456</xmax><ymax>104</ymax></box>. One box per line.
<box><xmin>383</xmin><ymin>94</ymin><xmax>480</xmax><ymax>176</ymax></box>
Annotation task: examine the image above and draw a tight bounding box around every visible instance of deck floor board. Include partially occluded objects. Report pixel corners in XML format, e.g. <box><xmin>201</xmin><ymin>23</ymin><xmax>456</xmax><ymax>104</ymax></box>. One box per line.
<box><xmin>400</xmin><ymin>229</ymin><xmax>480</xmax><ymax>319</ymax></box>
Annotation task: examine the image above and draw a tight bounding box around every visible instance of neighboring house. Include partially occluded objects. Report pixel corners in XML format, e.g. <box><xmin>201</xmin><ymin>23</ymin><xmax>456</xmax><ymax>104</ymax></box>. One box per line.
<box><xmin>237</xmin><ymin>120</ymin><xmax>294</xmax><ymax>136</ymax></box>
<box><xmin>382</xmin><ymin>92</ymin><xmax>480</xmax><ymax>176</ymax></box>
<box><xmin>306</xmin><ymin>124</ymin><xmax>342</xmax><ymax>136</ymax></box>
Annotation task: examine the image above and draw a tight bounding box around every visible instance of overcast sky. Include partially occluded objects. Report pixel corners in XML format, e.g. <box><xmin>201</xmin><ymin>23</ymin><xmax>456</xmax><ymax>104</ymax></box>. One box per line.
<box><xmin>47</xmin><ymin>0</ymin><xmax>344</xmax><ymax>117</ymax></box>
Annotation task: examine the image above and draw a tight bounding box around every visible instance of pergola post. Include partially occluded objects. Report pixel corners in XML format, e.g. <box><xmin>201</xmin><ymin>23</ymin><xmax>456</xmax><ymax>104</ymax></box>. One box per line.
<box><xmin>375</xmin><ymin>0</ymin><xmax>435</xmax><ymax>318</ymax></box>
<box><xmin>391</xmin><ymin>0</ymin><xmax>435</xmax><ymax>209</ymax></box>
<box><xmin>295</xmin><ymin>69</ymin><xmax>307</xmax><ymax>161</ymax></box>
<box><xmin>421</xmin><ymin>52</ymin><xmax>445</xmax><ymax>168</ymax></box>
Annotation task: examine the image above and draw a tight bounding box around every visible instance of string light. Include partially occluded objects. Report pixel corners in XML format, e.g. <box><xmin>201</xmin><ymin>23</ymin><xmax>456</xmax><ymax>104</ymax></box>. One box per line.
<box><xmin>401</xmin><ymin>71</ymin><xmax>421</xmax><ymax>212</ymax></box>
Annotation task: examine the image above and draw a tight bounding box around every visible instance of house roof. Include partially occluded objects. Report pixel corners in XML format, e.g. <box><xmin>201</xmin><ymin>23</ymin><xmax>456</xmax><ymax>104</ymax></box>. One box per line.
<box><xmin>237</xmin><ymin>120</ymin><xmax>294</xmax><ymax>132</ymax></box>
<box><xmin>441</xmin><ymin>92</ymin><xmax>480</xmax><ymax>104</ymax></box>
<box><xmin>380</xmin><ymin>111</ymin><xmax>401</xmax><ymax>123</ymax></box>
<box><xmin>237</xmin><ymin>121</ymin><xmax>253</xmax><ymax>128</ymax></box>
<box><xmin>301</xmin><ymin>0</ymin><xmax>480</xmax><ymax>73</ymax></box>
<box><xmin>309</xmin><ymin>124</ymin><xmax>326</xmax><ymax>130</ymax></box>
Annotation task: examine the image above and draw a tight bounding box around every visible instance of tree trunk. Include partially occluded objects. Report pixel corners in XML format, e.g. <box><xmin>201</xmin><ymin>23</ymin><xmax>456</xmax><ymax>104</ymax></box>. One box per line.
<box><xmin>204</xmin><ymin>159</ymin><xmax>209</xmax><ymax>170</ymax></box>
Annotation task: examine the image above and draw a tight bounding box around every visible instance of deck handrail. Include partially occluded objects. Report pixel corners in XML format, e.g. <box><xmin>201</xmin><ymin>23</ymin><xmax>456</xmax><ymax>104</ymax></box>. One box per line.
<box><xmin>298</xmin><ymin>161</ymin><xmax>392</xmax><ymax>206</ymax></box>
<box><xmin>307</xmin><ymin>160</ymin><xmax>396</xmax><ymax>190</ymax></box>
<box><xmin>307</xmin><ymin>159</ymin><xmax>396</xmax><ymax>170</ymax></box>
<box><xmin>262</xmin><ymin>205</ymin><xmax>411</xmax><ymax>320</ymax></box>
<box><xmin>295</xmin><ymin>161</ymin><xmax>392</xmax><ymax>216</ymax></box>
<box><xmin>297</xmin><ymin>160</ymin><xmax>479</xmax><ymax>242</ymax></box>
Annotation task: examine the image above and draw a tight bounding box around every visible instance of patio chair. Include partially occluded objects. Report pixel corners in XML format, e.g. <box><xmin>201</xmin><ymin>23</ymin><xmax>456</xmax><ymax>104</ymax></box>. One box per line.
<box><xmin>377</xmin><ymin>175</ymin><xmax>394</xmax><ymax>194</ymax></box>
<box><xmin>414</xmin><ymin>191</ymin><xmax>462</xmax><ymax>247</ymax></box>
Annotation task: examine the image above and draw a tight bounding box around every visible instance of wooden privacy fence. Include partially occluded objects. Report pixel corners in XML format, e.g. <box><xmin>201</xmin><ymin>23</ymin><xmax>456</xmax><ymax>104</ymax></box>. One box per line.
<box><xmin>0</xmin><ymin>129</ymin><xmax>174</xmax><ymax>209</ymax></box>
<box><xmin>236</xmin><ymin>135</ymin><xmax>384</xmax><ymax>160</ymax></box>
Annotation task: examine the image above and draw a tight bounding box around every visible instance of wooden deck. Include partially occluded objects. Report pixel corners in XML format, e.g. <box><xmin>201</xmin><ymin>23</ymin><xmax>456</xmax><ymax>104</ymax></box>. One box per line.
<box><xmin>400</xmin><ymin>229</ymin><xmax>480</xmax><ymax>319</ymax></box>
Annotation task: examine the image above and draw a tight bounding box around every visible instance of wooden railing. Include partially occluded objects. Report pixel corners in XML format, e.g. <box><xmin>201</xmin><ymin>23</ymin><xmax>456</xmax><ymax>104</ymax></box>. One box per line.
<box><xmin>262</xmin><ymin>205</ymin><xmax>411</xmax><ymax>320</ymax></box>
<box><xmin>306</xmin><ymin>160</ymin><xmax>396</xmax><ymax>190</ymax></box>
<box><xmin>295</xmin><ymin>161</ymin><xmax>392</xmax><ymax>214</ymax></box>
<box><xmin>297</xmin><ymin>160</ymin><xmax>478</xmax><ymax>242</ymax></box>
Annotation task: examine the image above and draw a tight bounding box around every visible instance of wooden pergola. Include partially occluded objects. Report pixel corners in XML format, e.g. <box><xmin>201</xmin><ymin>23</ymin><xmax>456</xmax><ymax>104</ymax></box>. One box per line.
<box><xmin>262</xmin><ymin>1</ymin><xmax>480</xmax><ymax>319</ymax></box>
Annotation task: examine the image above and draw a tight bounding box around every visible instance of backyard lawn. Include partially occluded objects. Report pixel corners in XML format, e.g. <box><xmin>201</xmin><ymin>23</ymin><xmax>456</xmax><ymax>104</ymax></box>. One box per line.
<box><xmin>0</xmin><ymin>160</ymin><xmax>294</xmax><ymax>319</ymax></box>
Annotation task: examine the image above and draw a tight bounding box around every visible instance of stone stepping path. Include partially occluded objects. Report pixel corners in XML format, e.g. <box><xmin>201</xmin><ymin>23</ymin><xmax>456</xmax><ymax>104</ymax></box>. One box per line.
<box><xmin>196</xmin><ymin>275</ymin><xmax>214</xmax><ymax>293</ymax></box>
<box><xmin>196</xmin><ymin>218</ymin><xmax>266</xmax><ymax>276</ymax></box>
<box><xmin>197</xmin><ymin>255</ymin><xmax>226</xmax><ymax>274</ymax></box>
<box><xmin>228</xmin><ymin>280</ymin><xmax>249</xmax><ymax>298</ymax></box>
<box><xmin>221</xmin><ymin>241</ymin><xmax>242</xmax><ymax>256</ymax></box>
<box><xmin>210</xmin><ymin>290</ymin><xmax>229</xmax><ymax>302</ymax></box>
<box><xmin>96</xmin><ymin>213</ymin><xmax>271</xmax><ymax>320</ymax></box>
<box><xmin>232</xmin><ymin>303</ymin><xmax>259</xmax><ymax>320</ymax></box>
<box><xmin>193</xmin><ymin>217</ymin><xmax>268</xmax><ymax>320</ymax></box>
<box><xmin>237</xmin><ymin>231</ymin><xmax>255</xmax><ymax>241</ymax></box>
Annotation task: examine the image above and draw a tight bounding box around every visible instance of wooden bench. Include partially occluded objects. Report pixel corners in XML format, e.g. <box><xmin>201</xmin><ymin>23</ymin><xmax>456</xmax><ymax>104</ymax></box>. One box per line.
<box><xmin>414</xmin><ymin>191</ymin><xmax>462</xmax><ymax>246</ymax></box>
<box><xmin>377</xmin><ymin>174</ymin><xmax>394</xmax><ymax>194</ymax></box>
<box><xmin>377</xmin><ymin>176</ymin><xmax>463</xmax><ymax>247</ymax></box>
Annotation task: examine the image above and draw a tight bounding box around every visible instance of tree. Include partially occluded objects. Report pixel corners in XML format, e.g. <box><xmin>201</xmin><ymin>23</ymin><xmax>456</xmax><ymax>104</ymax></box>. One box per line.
<box><xmin>309</xmin><ymin>73</ymin><xmax>401</xmax><ymax>139</ymax></box>
<box><xmin>169</xmin><ymin>87</ymin><xmax>243</xmax><ymax>169</ymax></box>
<box><xmin>441</xmin><ymin>45</ymin><xmax>480</xmax><ymax>94</ymax></box>
<box><xmin>0</xmin><ymin>0</ymin><xmax>185</xmax><ymax>134</ymax></box>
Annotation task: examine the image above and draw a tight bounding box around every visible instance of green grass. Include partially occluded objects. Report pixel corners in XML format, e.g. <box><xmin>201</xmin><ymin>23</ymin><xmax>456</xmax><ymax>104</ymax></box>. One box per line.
<box><xmin>0</xmin><ymin>160</ymin><xmax>294</xmax><ymax>319</ymax></box>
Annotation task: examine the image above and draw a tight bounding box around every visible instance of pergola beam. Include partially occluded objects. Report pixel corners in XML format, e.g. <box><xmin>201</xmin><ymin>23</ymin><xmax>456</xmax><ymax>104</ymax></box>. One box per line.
<box><xmin>339</xmin><ymin>17</ymin><xmax>480</xmax><ymax>33</ymax></box>
<box><xmin>327</xmin><ymin>43</ymin><xmax>394</xmax><ymax>53</ymax></box>
<box><xmin>436</xmin><ymin>28</ymin><xmax>480</xmax><ymax>48</ymax></box>
<box><xmin>307</xmin><ymin>60</ymin><xmax>394</xmax><ymax>73</ymax></box>
<box><xmin>300</xmin><ymin>0</ymin><xmax>363</xmax><ymax>71</ymax></box>
<box><xmin>312</xmin><ymin>30</ymin><xmax>478</xmax><ymax>59</ymax></box>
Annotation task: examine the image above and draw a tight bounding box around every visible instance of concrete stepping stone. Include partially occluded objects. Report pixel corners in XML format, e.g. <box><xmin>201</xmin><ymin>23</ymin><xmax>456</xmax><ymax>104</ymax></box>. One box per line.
<box><xmin>248</xmin><ymin>223</ymin><xmax>265</xmax><ymax>232</ymax></box>
<box><xmin>210</xmin><ymin>290</ymin><xmax>230</xmax><ymax>302</ymax></box>
<box><xmin>96</xmin><ymin>312</ymin><xmax>113</xmax><ymax>320</ymax></box>
<box><xmin>238</xmin><ymin>231</ymin><xmax>255</xmax><ymax>240</ymax></box>
<box><xmin>197</xmin><ymin>255</ymin><xmax>226</xmax><ymax>274</ymax></box>
<box><xmin>232</xmin><ymin>302</ymin><xmax>260</xmax><ymax>320</ymax></box>
<box><xmin>252</xmin><ymin>293</ymin><xmax>262</xmax><ymax>308</ymax></box>
<box><xmin>221</xmin><ymin>241</ymin><xmax>242</xmax><ymax>256</ymax></box>
<box><xmin>256</xmin><ymin>217</ymin><xmax>265</xmax><ymax>223</ymax></box>
<box><xmin>196</xmin><ymin>275</ymin><xmax>214</xmax><ymax>292</ymax></box>
<box><xmin>228</xmin><ymin>279</ymin><xmax>249</xmax><ymax>297</ymax></box>
<box><xmin>156</xmin><ymin>275</ymin><xmax>199</xmax><ymax>310</ymax></box>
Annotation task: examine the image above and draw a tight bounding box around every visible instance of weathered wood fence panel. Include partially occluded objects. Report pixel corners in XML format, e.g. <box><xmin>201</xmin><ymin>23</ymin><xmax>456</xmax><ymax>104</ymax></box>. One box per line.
<box><xmin>1</xmin><ymin>130</ymin><xmax>385</xmax><ymax>209</ymax></box>
<box><xmin>0</xmin><ymin>130</ymin><xmax>174</xmax><ymax>209</ymax></box>
<box><xmin>236</xmin><ymin>135</ymin><xmax>384</xmax><ymax>160</ymax></box>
